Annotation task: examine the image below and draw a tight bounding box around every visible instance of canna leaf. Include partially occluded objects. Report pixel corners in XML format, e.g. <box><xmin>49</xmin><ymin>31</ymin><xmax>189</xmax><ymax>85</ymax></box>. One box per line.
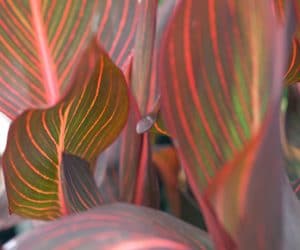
<box><xmin>205</xmin><ymin>106</ymin><xmax>290</xmax><ymax>249</ymax></box>
<box><xmin>131</xmin><ymin>0</ymin><xmax>158</xmax><ymax>116</ymax></box>
<box><xmin>61</xmin><ymin>153</ymin><xmax>107</xmax><ymax>214</ymax></box>
<box><xmin>3</xmin><ymin>203</ymin><xmax>213</xmax><ymax>250</ymax></box>
<box><xmin>118</xmin><ymin>0</ymin><xmax>177</xmax><ymax>205</ymax></box>
<box><xmin>94</xmin><ymin>141</ymin><xmax>120</xmax><ymax>201</ymax></box>
<box><xmin>0</xmin><ymin>0</ymin><xmax>101</xmax><ymax>119</ymax></box>
<box><xmin>98</xmin><ymin>0</ymin><xmax>164</xmax><ymax>204</ymax></box>
<box><xmin>159</xmin><ymin>0</ymin><xmax>294</xmax><ymax>248</ymax></box>
<box><xmin>97</xmin><ymin>0</ymin><xmax>139</xmax><ymax>69</ymax></box>
<box><xmin>2</xmin><ymin>39</ymin><xmax>129</xmax><ymax>220</ymax></box>
<box><xmin>118</xmin><ymin>62</ymin><xmax>160</xmax><ymax>207</ymax></box>
<box><xmin>135</xmin><ymin>0</ymin><xmax>178</xmax><ymax>134</ymax></box>
<box><xmin>159</xmin><ymin>0</ymin><xmax>289</xmax><ymax>196</ymax></box>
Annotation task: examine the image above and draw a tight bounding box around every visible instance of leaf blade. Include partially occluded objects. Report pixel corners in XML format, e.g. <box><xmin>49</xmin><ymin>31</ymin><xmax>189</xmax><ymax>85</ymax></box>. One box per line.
<box><xmin>4</xmin><ymin>203</ymin><xmax>213</xmax><ymax>250</ymax></box>
<box><xmin>3</xmin><ymin>39</ymin><xmax>129</xmax><ymax>219</ymax></box>
<box><xmin>0</xmin><ymin>0</ymin><xmax>100</xmax><ymax>118</ymax></box>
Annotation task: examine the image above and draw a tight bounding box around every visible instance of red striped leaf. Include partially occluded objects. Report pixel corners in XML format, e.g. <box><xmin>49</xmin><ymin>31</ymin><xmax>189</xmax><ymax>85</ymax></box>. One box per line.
<box><xmin>4</xmin><ymin>203</ymin><xmax>213</xmax><ymax>250</ymax></box>
<box><xmin>93</xmin><ymin>61</ymin><xmax>160</xmax><ymax>207</ymax></box>
<box><xmin>159</xmin><ymin>0</ymin><xmax>287</xmax><ymax>194</ymax></box>
<box><xmin>206</xmin><ymin>104</ymin><xmax>300</xmax><ymax>249</ymax></box>
<box><xmin>136</xmin><ymin>0</ymin><xmax>178</xmax><ymax>133</ymax></box>
<box><xmin>131</xmin><ymin>0</ymin><xmax>158</xmax><ymax>115</ymax></box>
<box><xmin>0</xmin><ymin>0</ymin><xmax>100</xmax><ymax>119</ymax></box>
<box><xmin>159</xmin><ymin>0</ymin><xmax>293</xmax><ymax>248</ymax></box>
<box><xmin>118</xmin><ymin>0</ymin><xmax>177</xmax><ymax>205</ymax></box>
<box><xmin>2</xmin><ymin>39</ymin><xmax>129</xmax><ymax>220</ymax></box>
<box><xmin>97</xmin><ymin>0</ymin><xmax>139</xmax><ymax>69</ymax></box>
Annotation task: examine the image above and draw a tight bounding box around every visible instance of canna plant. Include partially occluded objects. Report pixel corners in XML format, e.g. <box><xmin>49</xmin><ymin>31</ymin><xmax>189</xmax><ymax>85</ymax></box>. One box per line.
<box><xmin>1</xmin><ymin>0</ymin><xmax>300</xmax><ymax>249</ymax></box>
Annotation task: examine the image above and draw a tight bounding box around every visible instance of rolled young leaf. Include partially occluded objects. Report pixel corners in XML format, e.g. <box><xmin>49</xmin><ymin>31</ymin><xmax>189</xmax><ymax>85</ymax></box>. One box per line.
<box><xmin>121</xmin><ymin>0</ymin><xmax>160</xmax><ymax>205</ymax></box>
<box><xmin>3</xmin><ymin>203</ymin><xmax>213</xmax><ymax>250</ymax></box>
<box><xmin>0</xmin><ymin>0</ymin><xmax>101</xmax><ymax>119</ymax></box>
<box><xmin>131</xmin><ymin>0</ymin><xmax>158</xmax><ymax>116</ymax></box>
<box><xmin>2</xmin><ymin>38</ymin><xmax>129</xmax><ymax>220</ymax></box>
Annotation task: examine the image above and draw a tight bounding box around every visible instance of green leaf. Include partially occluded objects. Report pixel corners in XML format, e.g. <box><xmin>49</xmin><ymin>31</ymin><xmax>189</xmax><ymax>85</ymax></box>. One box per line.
<box><xmin>2</xmin><ymin>38</ymin><xmax>129</xmax><ymax>220</ymax></box>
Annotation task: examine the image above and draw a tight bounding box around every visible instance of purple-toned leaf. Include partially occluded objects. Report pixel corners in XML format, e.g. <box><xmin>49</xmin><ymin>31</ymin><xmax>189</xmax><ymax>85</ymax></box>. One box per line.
<box><xmin>96</xmin><ymin>0</ymin><xmax>139</xmax><ymax>69</ymax></box>
<box><xmin>131</xmin><ymin>0</ymin><xmax>158</xmax><ymax>115</ymax></box>
<box><xmin>119</xmin><ymin>68</ymin><xmax>160</xmax><ymax>207</ymax></box>
<box><xmin>2</xmin><ymin>39</ymin><xmax>129</xmax><ymax>220</ymax></box>
<box><xmin>205</xmin><ymin>106</ymin><xmax>295</xmax><ymax>249</ymax></box>
<box><xmin>0</xmin><ymin>0</ymin><xmax>100</xmax><ymax>119</ymax></box>
<box><xmin>61</xmin><ymin>153</ymin><xmax>108</xmax><ymax>214</ymax></box>
<box><xmin>158</xmin><ymin>0</ymin><xmax>294</xmax><ymax>248</ymax></box>
<box><xmin>136</xmin><ymin>0</ymin><xmax>179</xmax><ymax>134</ymax></box>
<box><xmin>159</xmin><ymin>0</ymin><xmax>286</xmax><ymax>192</ymax></box>
<box><xmin>117</xmin><ymin>0</ymin><xmax>178</xmax><ymax>205</ymax></box>
<box><xmin>94</xmin><ymin>140</ymin><xmax>120</xmax><ymax>201</ymax></box>
<box><xmin>4</xmin><ymin>203</ymin><xmax>213</xmax><ymax>250</ymax></box>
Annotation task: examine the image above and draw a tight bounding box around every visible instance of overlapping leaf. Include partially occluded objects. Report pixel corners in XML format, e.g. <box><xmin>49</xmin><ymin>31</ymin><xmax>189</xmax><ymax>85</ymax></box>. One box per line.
<box><xmin>205</xmin><ymin>106</ymin><xmax>300</xmax><ymax>249</ymax></box>
<box><xmin>96</xmin><ymin>0</ymin><xmax>139</xmax><ymax>69</ymax></box>
<box><xmin>131</xmin><ymin>0</ymin><xmax>158</xmax><ymax>116</ymax></box>
<box><xmin>136</xmin><ymin>0</ymin><xmax>178</xmax><ymax>133</ymax></box>
<box><xmin>159</xmin><ymin>0</ymin><xmax>288</xmax><ymax>193</ymax></box>
<box><xmin>0</xmin><ymin>0</ymin><xmax>101</xmax><ymax>119</ymax></box>
<box><xmin>118</xmin><ymin>0</ymin><xmax>179</xmax><ymax>205</ymax></box>
<box><xmin>2</xmin><ymin>39</ymin><xmax>129</xmax><ymax>220</ymax></box>
<box><xmin>159</xmin><ymin>0</ymin><xmax>294</xmax><ymax>248</ymax></box>
<box><xmin>3</xmin><ymin>203</ymin><xmax>213</xmax><ymax>250</ymax></box>
<box><xmin>99</xmin><ymin>0</ymin><xmax>164</xmax><ymax>206</ymax></box>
